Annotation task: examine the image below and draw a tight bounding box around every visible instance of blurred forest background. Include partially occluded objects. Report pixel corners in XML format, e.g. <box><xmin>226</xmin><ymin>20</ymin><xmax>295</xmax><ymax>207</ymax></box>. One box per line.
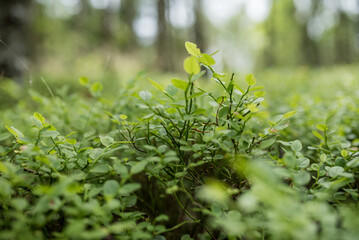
<box><xmin>0</xmin><ymin>0</ymin><xmax>359</xmax><ymax>89</ymax></box>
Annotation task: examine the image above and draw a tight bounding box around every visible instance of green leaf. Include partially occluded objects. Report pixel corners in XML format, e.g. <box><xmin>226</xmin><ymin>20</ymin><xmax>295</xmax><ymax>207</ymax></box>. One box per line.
<box><xmin>293</xmin><ymin>171</ymin><xmax>310</xmax><ymax>185</ymax></box>
<box><xmin>188</xmin><ymin>92</ymin><xmax>205</xmax><ymax>99</ymax></box>
<box><xmin>254</xmin><ymin>91</ymin><xmax>265</xmax><ymax>98</ymax></box>
<box><xmin>316</xmin><ymin>124</ymin><xmax>328</xmax><ymax>131</ymax></box>
<box><xmin>90</xmin><ymin>82</ymin><xmax>103</xmax><ymax>93</ymax></box>
<box><xmin>119</xmin><ymin>183</ymin><xmax>141</xmax><ymax>195</ymax></box>
<box><xmin>291</xmin><ymin>140</ymin><xmax>302</xmax><ymax>152</ymax></box>
<box><xmin>312</xmin><ymin>130</ymin><xmax>324</xmax><ymax>140</ymax></box>
<box><xmin>79</xmin><ymin>76</ymin><xmax>88</xmax><ymax>86</ymax></box>
<box><xmin>247</xmin><ymin>103</ymin><xmax>259</xmax><ymax>112</ymax></box>
<box><xmin>283</xmin><ymin>110</ymin><xmax>297</xmax><ymax>119</ymax></box>
<box><xmin>149</xmin><ymin>78</ymin><xmax>164</xmax><ymax>92</ymax></box>
<box><xmin>103</xmin><ymin>180</ymin><xmax>119</xmax><ymax>197</ymax></box>
<box><xmin>213</xmin><ymin>72</ymin><xmax>225</xmax><ymax>79</ymax></box>
<box><xmin>249</xmin><ymin>86</ymin><xmax>264</xmax><ymax>91</ymax></box>
<box><xmin>34</xmin><ymin>112</ymin><xmax>45</xmax><ymax>124</ymax></box>
<box><xmin>154</xmin><ymin>214</ymin><xmax>169</xmax><ymax>222</ymax></box>
<box><xmin>11</xmin><ymin>198</ymin><xmax>28</xmax><ymax>211</ymax></box>
<box><xmin>199</xmin><ymin>53</ymin><xmax>216</xmax><ymax>66</ymax></box>
<box><xmin>171</xmin><ymin>79</ymin><xmax>188</xmax><ymax>90</ymax></box>
<box><xmin>181</xmin><ymin>234</ymin><xmax>194</xmax><ymax>240</ymax></box>
<box><xmin>120</xmin><ymin>114</ymin><xmax>127</xmax><ymax>120</ymax></box>
<box><xmin>100</xmin><ymin>136</ymin><xmax>115</xmax><ymax>147</ymax></box>
<box><xmin>5</xmin><ymin>125</ymin><xmax>24</xmax><ymax>139</ymax></box>
<box><xmin>245</xmin><ymin>74</ymin><xmax>256</xmax><ymax>86</ymax></box>
<box><xmin>297</xmin><ymin>157</ymin><xmax>310</xmax><ymax>168</ymax></box>
<box><xmin>328</xmin><ymin>166</ymin><xmax>344</xmax><ymax>178</ymax></box>
<box><xmin>65</xmin><ymin>138</ymin><xmax>77</xmax><ymax>145</ymax></box>
<box><xmin>185</xmin><ymin>41</ymin><xmax>201</xmax><ymax>56</ymax></box>
<box><xmin>131</xmin><ymin>161</ymin><xmax>147</xmax><ymax>175</ymax></box>
<box><xmin>90</xmin><ymin>164</ymin><xmax>111</xmax><ymax>173</ymax></box>
<box><xmin>42</xmin><ymin>130</ymin><xmax>60</xmax><ymax>138</ymax></box>
<box><xmin>234</xmin><ymin>84</ymin><xmax>244</xmax><ymax>94</ymax></box>
<box><xmin>341</xmin><ymin>149</ymin><xmax>349</xmax><ymax>158</ymax></box>
<box><xmin>139</xmin><ymin>91</ymin><xmax>152</xmax><ymax>101</ymax></box>
<box><xmin>166</xmin><ymin>84</ymin><xmax>178</xmax><ymax>96</ymax></box>
<box><xmin>183</xmin><ymin>56</ymin><xmax>200</xmax><ymax>75</ymax></box>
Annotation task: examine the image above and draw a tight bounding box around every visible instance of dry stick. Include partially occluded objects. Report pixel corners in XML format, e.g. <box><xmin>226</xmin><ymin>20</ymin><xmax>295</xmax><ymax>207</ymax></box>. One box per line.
<box><xmin>173</xmin><ymin>193</ymin><xmax>217</xmax><ymax>240</ymax></box>
<box><xmin>116</xmin><ymin>128</ymin><xmax>146</xmax><ymax>153</ymax></box>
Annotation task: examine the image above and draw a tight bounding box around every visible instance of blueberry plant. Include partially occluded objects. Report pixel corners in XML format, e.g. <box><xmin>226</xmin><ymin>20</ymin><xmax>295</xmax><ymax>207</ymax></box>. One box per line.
<box><xmin>1</xmin><ymin>42</ymin><xmax>359</xmax><ymax>240</ymax></box>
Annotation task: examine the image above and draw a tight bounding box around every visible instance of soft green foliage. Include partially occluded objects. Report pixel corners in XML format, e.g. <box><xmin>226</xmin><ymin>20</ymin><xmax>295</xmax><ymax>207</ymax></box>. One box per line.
<box><xmin>1</xmin><ymin>42</ymin><xmax>359</xmax><ymax>240</ymax></box>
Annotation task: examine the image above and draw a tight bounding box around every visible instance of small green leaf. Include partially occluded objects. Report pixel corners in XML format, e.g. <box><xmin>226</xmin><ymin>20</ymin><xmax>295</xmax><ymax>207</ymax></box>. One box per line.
<box><xmin>120</xmin><ymin>114</ymin><xmax>127</xmax><ymax>120</ymax></box>
<box><xmin>65</xmin><ymin>139</ymin><xmax>77</xmax><ymax>145</ymax></box>
<box><xmin>341</xmin><ymin>149</ymin><xmax>349</xmax><ymax>158</ymax></box>
<box><xmin>234</xmin><ymin>84</ymin><xmax>244</xmax><ymax>94</ymax></box>
<box><xmin>131</xmin><ymin>161</ymin><xmax>147</xmax><ymax>175</ymax></box>
<box><xmin>298</xmin><ymin>157</ymin><xmax>310</xmax><ymax>168</ymax></box>
<box><xmin>183</xmin><ymin>56</ymin><xmax>200</xmax><ymax>75</ymax></box>
<box><xmin>34</xmin><ymin>112</ymin><xmax>45</xmax><ymax>124</ymax></box>
<box><xmin>90</xmin><ymin>82</ymin><xmax>103</xmax><ymax>93</ymax></box>
<box><xmin>149</xmin><ymin>78</ymin><xmax>165</xmax><ymax>92</ymax></box>
<box><xmin>154</xmin><ymin>214</ymin><xmax>169</xmax><ymax>222</ymax></box>
<box><xmin>100</xmin><ymin>136</ymin><xmax>115</xmax><ymax>147</ymax></box>
<box><xmin>283</xmin><ymin>110</ymin><xmax>297</xmax><ymax>119</ymax></box>
<box><xmin>139</xmin><ymin>91</ymin><xmax>152</xmax><ymax>101</ymax></box>
<box><xmin>181</xmin><ymin>234</ymin><xmax>194</xmax><ymax>240</ymax></box>
<box><xmin>11</xmin><ymin>198</ymin><xmax>28</xmax><ymax>211</ymax></box>
<box><xmin>166</xmin><ymin>85</ymin><xmax>178</xmax><ymax>96</ymax></box>
<box><xmin>79</xmin><ymin>76</ymin><xmax>89</xmax><ymax>86</ymax></box>
<box><xmin>171</xmin><ymin>79</ymin><xmax>188</xmax><ymax>90</ymax></box>
<box><xmin>247</xmin><ymin>103</ymin><xmax>259</xmax><ymax>112</ymax></box>
<box><xmin>199</xmin><ymin>53</ymin><xmax>216</xmax><ymax>66</ymax></box>
<box><xmin>291</xmin><ymin>140</ymin><xmax>302</xmax><ymax>152</ymax></box>
<box><xmin>166</xmin><ymin>108</ymin><xmax>177</xmax><ymax>114</ymax></box>
<box><xmin>293</xmin><ymin>171</ymin><xmax>310</xmax><ymax>185</ymax></box>
<box><xmin>5</xmin><ymin>125</ymin><xmax>24</xmax><ymax>139</ymax></box>
<box><xmin>90</xmin><ymin>164</ymin><xmax>111</xmax><ymax>173</ymax></box>
<box><xmin>119</xmin><ymin>183</ymin><xmax>141</xmax><ymax>195</ymax></box>
<box><xmin>188</xmin><ymin>92</ymin><xmax>205</xmax><ymax>99</ymax></box>
<box><xmin>316</xmin><ymin>124</ymin><xmax>328</xmax><ymax>131</ymax></box>
<box><xmin>103</xmin><ymin>180</ymin><xmax>119</xmax><ymax>197</ymax></box>
<box><xmin>249</xmin><ymin>86</ymin><xmax>264</xmax><ymax>91</ymax></box>
<box><xmin>312</xmin><ymin>130</ymin><xmax>324</xmax><ymax>140</ymax></box>
<box><xmin>328</xmin><ymin>166</ymin><xmax>344</xmax><ymax>178</ymax></box>
<box><xmin>185</xmin><ymin>41</ymin><xmax>201</xmax><ymax>56</ymax></box>
<box><xmin>213</xmin><ymin>72</ymin><xmax>225</xmax><ymax>79</ymax></box>
<box><xmin>245</xmin><ymin>74</ymin><xmax>256</xmax><ymax>86</ymax></box>
<box><xmin>254</xmin><ymin>91</ymin><xmax>265</xmax><ymax>98</ymax></box>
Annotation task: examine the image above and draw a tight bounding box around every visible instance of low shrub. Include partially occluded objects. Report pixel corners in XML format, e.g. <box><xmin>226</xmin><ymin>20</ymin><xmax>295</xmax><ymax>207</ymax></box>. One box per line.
<box><xmin>1</xmin><ymin>42</ymin><xmax>358</xmax><ymax>240</ymax></box>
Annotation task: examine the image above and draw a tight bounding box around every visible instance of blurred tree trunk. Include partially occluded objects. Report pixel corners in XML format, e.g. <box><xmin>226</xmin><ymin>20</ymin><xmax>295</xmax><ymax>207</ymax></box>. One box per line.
<box><xmin>119</xmin><ymin>0</ymin><xmax>138</xmax><ymax>50</ymax></box>
<box><xmin>193</xmin><ymin>0</ymin><xmax>206</xmax><ymax>51</ymax></box>
<box><xmin>299</xmin><ymin>1</ymin><xmax>320</xmax><ymax>66</ymax></box>
<box><xmin>262</xmin><ymin>0</ymin><xmax>277</xmax><ymax>67</ymax></box>
<box><xmin>156</xmin><ymin>0</ymin><xmax>174</xmax><ymax>71</ymax></box>
<box><xmin>100</xmin><ymin>7</ymin><xmax>114</xmax><ymax>44</ymax></box>
<box><xmin>0</xmin><ymin>0</ymin><xmax>32</xmax><ymax>80</ymax></box>
<box><xmin>334</xmin><ymin>10</ymin><xmax>352</xmax><ymax>63</ymax></box>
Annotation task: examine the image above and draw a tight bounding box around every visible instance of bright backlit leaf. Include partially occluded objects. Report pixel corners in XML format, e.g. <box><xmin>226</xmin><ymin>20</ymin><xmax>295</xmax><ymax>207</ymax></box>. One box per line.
<box><xmin>283</xmin><ymin>110</ymin><xmax>297</xmax><ymax>119</ymax></box>
<box><xmin>149</xmin><ymin>78</ymin><xmax>164</xmax><ymax>92</ymax></box>
<box><xmin>183</xmin><ymin>56</ymin><xmax>200</xmax><ymax>75</ymax></box>
<box><xmin>171</xmin><ymin>79</ymin><xmax>188</xmax><ymax>90</ymax></box>
<box><xmin>245</xmin><ymin>74</ymin><xmax>256</xmax><ymax>86</ymax></box>
<box><xmin>185</xmin><ymin>41</ymin><xmax>201</xmax><ymax>56</ymax></box>
<box><xmin>199</xmin><ymin>53</ymin><xmax>216</xmax><ymax>66</ymax></box>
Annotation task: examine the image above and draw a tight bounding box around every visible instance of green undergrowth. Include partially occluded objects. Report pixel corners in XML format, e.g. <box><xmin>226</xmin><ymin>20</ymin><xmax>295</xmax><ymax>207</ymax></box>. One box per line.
<box><xmin>1</xmin><ymin>42</ymin><xmax>359</xmax><ymax>240</ymax></box>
